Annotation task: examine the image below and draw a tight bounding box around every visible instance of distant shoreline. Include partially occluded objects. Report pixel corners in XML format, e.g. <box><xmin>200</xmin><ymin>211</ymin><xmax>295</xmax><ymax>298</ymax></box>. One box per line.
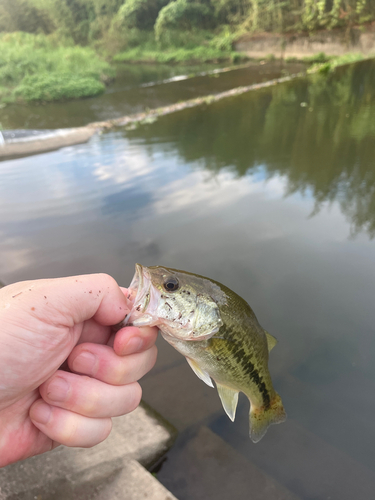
<box><xmin>235</xmin><ymin>25</ymin><xmax>375</xmax><ymax>60</ymax></box>
<box><xmin>0</xmin><ymin>72</ymin><xmax>301</xmax><ymax>160</ymax></box>
<box><xmin>1</xmin><ymin>52</ymin><xmax>373</xmax><ymax>160</ymax></box>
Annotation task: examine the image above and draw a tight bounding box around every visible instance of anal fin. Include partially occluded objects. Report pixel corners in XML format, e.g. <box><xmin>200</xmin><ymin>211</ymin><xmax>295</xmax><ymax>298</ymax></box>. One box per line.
<box><xmin>216</xmin><ymin>383</ymin><xmax>239</xmax><ymax>422</ymax></box>
<box><xmin>186</xmin><ymin>357</ymin><xmax>214</xmax><ymax>388</ymax></box>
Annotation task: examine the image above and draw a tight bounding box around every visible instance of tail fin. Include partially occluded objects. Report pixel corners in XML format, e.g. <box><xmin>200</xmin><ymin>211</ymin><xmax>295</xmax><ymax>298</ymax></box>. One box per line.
<box><xmin>249</xmin><ymin>393</ymin><xmax>286</xmax><ymax>443</ymax></box>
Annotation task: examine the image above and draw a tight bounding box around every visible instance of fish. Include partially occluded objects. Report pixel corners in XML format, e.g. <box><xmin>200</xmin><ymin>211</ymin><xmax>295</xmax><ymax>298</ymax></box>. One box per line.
<box><xmin>120</xmin><ymin>264</ymin><xmax>286</xmax><ymax>442</ymax></box>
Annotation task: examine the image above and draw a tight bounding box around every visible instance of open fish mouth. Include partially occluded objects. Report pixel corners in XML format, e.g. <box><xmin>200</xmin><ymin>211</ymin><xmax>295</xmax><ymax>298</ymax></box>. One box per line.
<box><xmin>124</xmin><ymin>263</ymin><xmax>159</xmax><ymax>327</ymax></box>
<box><xmin>126</xmin><ymin>263</ymin><xmax>145</xmax><ymax>304</ymax></box>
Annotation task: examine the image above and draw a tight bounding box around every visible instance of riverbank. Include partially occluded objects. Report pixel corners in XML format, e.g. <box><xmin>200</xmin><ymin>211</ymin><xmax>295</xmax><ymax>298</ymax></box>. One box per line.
<box><xmin>3</xmin><ymin>53</ymin><xmax>374</xmax><ymax>159</ymax></box>
<box><xmin>1</xmin><ymin>23</ymin><xmax>374</xmax><ymax>109</ymax></box>
<box><xmin>0</xmin><ymin>127</ymin><xmax>97</xmax><ymax>159</ymax></box>
<box><xmin>0</xmin><ymin>32</ymin><xmax>114</xmax><ymax>106</ymax></box>
<box><xmin>0</xmin><ymin>70</ymin><xmax>304</xmax><ymax>159</ymax></box>
<box><xmin>235</xmin><ymin>23</ymin><xmax>375</xmax><ymax>59</ymax></box>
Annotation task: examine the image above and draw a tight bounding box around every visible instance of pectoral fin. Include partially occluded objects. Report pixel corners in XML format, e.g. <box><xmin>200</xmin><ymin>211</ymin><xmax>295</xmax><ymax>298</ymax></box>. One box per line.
<box><xmin>186</xmin><ymin>357</ymin><xmax>214</xmax><ymax>388</ymax></box>
<box><xmin>264</xmin><ymin>330</ymin><xmax>278</xmax><ymax>352</ymax></box>
<box><xmin>216</xmin><ymin>383</ymin><xmax>239</xmax><ymax>422</ymax></box>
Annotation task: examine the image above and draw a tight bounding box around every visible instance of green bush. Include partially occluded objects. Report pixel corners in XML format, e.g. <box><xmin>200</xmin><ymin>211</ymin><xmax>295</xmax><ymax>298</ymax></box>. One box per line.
<box><xmin>13</xmin><ymin>73</ymin><xmax>105</xmax><ymax>101</ymax></box>
<box><xmin>209</xmin><ymin>27</ymin><xmax>240</xmax><ymax>52</ymax></box>
<box><xmin>0</xmin><ymin>0</ymin><xmax>53</xmax><ymax>34</ymax></box>
<box><xmin>155</xmin><ymin>0</ymin><xmax>213</xmax><ymax>42</ymax></box>
<box><xmin>0</xmin><ymin>86</ymin><xmax>13</xmax><ymax>104</ymax></box>
<box><xmin>303</xmin><ymin>52</ymin><xmax>331</xmax><ymax>64</ymax></box>
<box><xmin>114</xmin><ymin>44</ymin><xmax>239</xmax><ymax>63</ymax></box>
<box><xmin>0</xmin><ymin>32</ymin><xmax>113</xmax><ymax>104</ymax></box>
<box><xmin>116</xmin><ymin>0</ymin><xmax>169</xmax><ymax>30</ymax></box>
<box><xmin>0</xmin><ymin>32</ymin><xmax>113</xmax><ymax>85</ymax></box>
<box><xmin>307</xmin><ymin>53</ymin><xmax>366</xmax><ymax>74</ymax></box>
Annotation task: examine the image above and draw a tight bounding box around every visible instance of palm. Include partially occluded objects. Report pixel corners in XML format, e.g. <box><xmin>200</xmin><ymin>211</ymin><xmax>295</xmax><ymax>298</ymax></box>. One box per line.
<box><xmin>0</xmin><ymin>391</ymin><xmax>57</xmax><ymax>465</ymax></box>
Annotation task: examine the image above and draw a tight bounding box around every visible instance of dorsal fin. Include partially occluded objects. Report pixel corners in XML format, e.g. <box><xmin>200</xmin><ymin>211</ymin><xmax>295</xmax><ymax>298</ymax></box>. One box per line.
<box><xmin>264</xmin><ymin>330</ymin><xmax>278</xmax><ymax>352</ymax></box>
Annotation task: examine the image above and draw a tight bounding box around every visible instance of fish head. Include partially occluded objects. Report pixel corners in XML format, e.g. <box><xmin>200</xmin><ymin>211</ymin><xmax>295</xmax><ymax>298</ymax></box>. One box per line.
<box><xmin>125</xmin><ymin>264</ymin><xmax>225</xmax><ymax>341</ymax></box>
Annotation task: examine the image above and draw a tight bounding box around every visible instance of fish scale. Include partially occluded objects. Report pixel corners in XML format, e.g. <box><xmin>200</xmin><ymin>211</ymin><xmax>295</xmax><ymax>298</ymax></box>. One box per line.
<box><xmin>122</xmin><ymin>263</ymin><xmax>286</xmax><ymax>442</ymax></box>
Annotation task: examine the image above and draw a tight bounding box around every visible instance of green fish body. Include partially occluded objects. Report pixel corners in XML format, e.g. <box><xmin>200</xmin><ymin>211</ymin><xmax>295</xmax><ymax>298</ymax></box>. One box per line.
<box><xmin>122</xmin><ymin>264</ymin><xmax>286</xmax><ymax>442</ymax></box>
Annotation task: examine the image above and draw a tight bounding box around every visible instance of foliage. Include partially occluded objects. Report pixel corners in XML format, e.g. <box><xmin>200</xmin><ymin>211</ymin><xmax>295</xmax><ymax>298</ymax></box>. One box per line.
<box><xmin>209</xmin><ymin>27</ymin><xmax>243</xmax><ymax>51</ymax></box>
<box><xmin>307</xmin><ymin>52</ymin><xmax>366</xmax><ymax>74</ymax></box>
<box><xmin>299</xmin><ymin>0</ymin><xmax>375</xmax><ymax>30</ymax></box>
<box><xmin>114</xmin><ymin>43</ymin><xmax>243</xmax><ymax>63</ymax></box>
<box><xmin>2</xmin><ymin>0</ymin><xmax>374</xmax><ymax>49</ymax></box>
<box><xmin>0</xmin><ymin>0</ymin><xmax>53</xmax><ymax>34</ymax></box>
<box><xmin>0</xmin><ymin>0</ymin><xmax>374</xmax><ymax>103</ymax></box>
<box><xmin>0</xmin><ymin>32</ymin><xmax>113</xmax><ymax>104</ymax></box>
<box><xmin>116</xmin><ymin>0</ymin><xmax>169</xmax><ymax>30</ymax></box>
<box><xmin>13</xmin><ymin>73</ymin><xmax>105</xmax><ymax>101</ymax></box>
<box><xmin>302</xmin><ymin>52</ymin><xmax>331</xmax><ymax>64</ymax></box>
<box><xmin>0</xmin><ymin>85</ymin><xmax>13</xmax><ymax>104</ymax></box>
<box><xmin>154</xmin><ymin>0</ymin><xmax>213</xmax><ymax>42</ymax></box>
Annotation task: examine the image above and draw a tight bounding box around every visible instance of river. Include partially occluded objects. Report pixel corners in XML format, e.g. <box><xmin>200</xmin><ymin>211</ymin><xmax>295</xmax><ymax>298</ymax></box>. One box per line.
<box><xmin>0</xmin><ymin>59</ymin><xmax>374</xmax><ymax>499</ymax></box>
<box><xmin>0</xmin><ymin>60</ymin><xmax>304</xmax><ymax>129</ymax></box>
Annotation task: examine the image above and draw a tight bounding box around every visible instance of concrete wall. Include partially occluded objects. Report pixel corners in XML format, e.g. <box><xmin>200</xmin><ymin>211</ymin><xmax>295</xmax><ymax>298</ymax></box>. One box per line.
<box><xmin>0</xmin><ymin>127</ymin><xmax>97</xmax><ymax>160</ymax></box>
<box><xmin>235</xmin><ymin>25</ymin><xmax>375</xmax><ymax>59</ymax></box>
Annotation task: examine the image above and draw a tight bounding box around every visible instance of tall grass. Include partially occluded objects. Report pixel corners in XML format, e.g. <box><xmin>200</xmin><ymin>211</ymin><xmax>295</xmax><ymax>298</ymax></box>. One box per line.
<box><xmin>0</xmin><ymin>32</ymin><xmax>114</xmax><ymax>103</ymax></box>
<box><xmin>113</xmin><ymin>28</ymin><xmax>245</xmax><ymax>64</ymax></box>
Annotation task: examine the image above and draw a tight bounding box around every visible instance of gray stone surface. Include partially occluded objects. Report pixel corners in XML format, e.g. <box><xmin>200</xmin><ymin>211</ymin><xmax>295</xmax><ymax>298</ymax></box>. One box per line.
<box><xmin>1</xmin><ymin>459</ymin><xmax>177</xmax><ymax>500</ymax></box>
<box><xmin>0</xmin><ymin>403</ymin><xmax>177</xmax><ymax>500</ymax></box>
<box><xmin>158</xmin><ymin>426</ymin><xmax>300</xmax><ymax>500</ymax></box>
<box><xmin>236</xmin><ymin>26</ymin><xmax>375</xmax><ymax>58</ymax></box>
<box><xmin>0</xmin><ymin>127</ymin><xmax>97</xmax><ymax>159</ymax></box>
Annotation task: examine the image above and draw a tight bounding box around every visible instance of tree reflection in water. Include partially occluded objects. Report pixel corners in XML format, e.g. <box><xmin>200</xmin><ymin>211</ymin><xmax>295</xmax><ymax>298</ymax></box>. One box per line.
<box><xmin>127</xmin><ymin>59</ymin><xmax>375</xmax><ymax>238</ymax></box>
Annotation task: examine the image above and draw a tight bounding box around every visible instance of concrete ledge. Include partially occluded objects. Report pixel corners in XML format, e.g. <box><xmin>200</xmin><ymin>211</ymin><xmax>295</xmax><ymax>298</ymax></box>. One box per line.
<box><xmin>0</xmin><ymin>459</ymin><xmax>177</xmax><ymax>500</ymax></box>
<box><xmin>236</xmin><ymin>26</ymin><xmax>375</xmax><ymax>58</ymax></box>
<box><xmin>0</xmin><ymin>127</ymin><xmax>97</xmax><ymax>160</ymax></box>
<box><xmin>0</xmin><ymin>403</ymin><xmax>177</xmax><ymax>500</ymax></box>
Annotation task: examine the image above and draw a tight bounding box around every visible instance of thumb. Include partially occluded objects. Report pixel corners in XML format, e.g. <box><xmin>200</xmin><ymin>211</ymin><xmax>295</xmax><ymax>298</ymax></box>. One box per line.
<box><xmin>1</xmin><ymin>273</ymin><xmax>129</xmax><ymax>329</ymax></box>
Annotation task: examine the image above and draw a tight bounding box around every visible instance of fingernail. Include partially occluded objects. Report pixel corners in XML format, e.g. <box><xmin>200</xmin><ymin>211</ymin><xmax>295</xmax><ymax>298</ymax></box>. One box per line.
<box><xmin>32</xmin><ymin>402</ymin><xmax>52</xmax><ymax>425</ymax></box>
<box><xmin>126</xmin><ymin>337</ymin><xmax>144</xmax><ymax>353</ymax></box>
<box><xmin>72</xmin><ymin>351</ymin><xmax>97</xmax><ymax>375</ymax></box>
<box><xmin>47</xmin><ymin>377</ymin><xmax>69</xmax><ymax>402</ymax></box>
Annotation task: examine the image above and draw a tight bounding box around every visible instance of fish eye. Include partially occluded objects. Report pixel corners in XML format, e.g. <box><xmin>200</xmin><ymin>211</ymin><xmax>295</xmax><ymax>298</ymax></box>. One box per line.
<box><xmin>163</xmin><ymin>277</ymin><xmax>179</xmax><ymax>292</ymax></box>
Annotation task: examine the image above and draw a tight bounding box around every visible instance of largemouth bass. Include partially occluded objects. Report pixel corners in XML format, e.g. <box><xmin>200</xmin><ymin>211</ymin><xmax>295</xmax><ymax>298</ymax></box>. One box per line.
<box><xmin>121</xmin><ymin>264</ymin><xmax>286</xmax><ymax>442</ymax></box>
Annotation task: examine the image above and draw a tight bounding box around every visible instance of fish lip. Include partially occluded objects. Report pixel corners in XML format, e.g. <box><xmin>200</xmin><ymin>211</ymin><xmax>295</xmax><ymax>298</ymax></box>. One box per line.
<box><xmin>124</xmin><ymin>263</ymin><xmax>151</xmax><ymax>325</ymax></box>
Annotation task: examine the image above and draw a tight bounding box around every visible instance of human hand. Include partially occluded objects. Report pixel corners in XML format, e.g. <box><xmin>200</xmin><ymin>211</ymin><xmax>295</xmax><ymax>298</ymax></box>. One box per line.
<box><xmin>0</xmin><ymin>274</ymin><xmax>158</xmax><ymax>467</ymax></box>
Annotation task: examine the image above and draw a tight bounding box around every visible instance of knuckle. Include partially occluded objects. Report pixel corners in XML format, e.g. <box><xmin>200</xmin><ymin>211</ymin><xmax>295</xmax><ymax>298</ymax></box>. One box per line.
<box><xmin>98</xmin><ymin>273</ymin><xmax>118</xmax><ymax>290</ymax></box>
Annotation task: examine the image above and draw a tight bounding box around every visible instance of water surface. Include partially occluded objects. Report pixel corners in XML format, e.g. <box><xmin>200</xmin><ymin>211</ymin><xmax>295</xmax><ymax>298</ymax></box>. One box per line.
<box><xmin>0</xmin><ymin>59</ymin><xmax>374</xmax><ymax>499</ymax></box>
<box><xmin>0</xmin><ymin>60</ymin><xmax>304</xmax><ymax>129</ymax></box>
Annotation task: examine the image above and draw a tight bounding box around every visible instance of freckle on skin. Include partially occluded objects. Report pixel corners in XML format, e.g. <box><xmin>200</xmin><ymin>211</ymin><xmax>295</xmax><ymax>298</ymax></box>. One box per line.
<box><xmin>89</xmin><ymin>291</ymin><xmax>92</xmax><ymax>294</ymax></box>
<box><xmin>31</xmin><ymin>307</ymin><xmax>35</xmax><ymax>311</ymax></box>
